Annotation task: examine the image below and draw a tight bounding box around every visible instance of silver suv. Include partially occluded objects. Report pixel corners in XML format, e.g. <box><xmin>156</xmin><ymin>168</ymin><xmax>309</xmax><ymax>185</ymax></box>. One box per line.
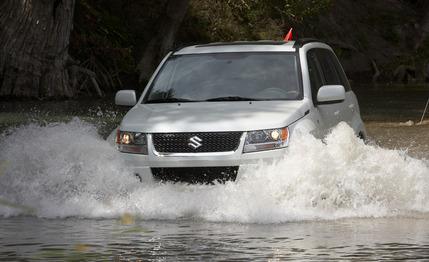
<box><xmin>112</xmin><ymin>39</ymin><xmax>366</xmax><ymax>183</ymax></box>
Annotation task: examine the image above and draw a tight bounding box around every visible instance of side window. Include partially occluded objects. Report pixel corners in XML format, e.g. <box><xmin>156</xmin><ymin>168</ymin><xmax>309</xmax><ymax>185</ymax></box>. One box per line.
<box><xmin>329</xmin><ymin>52</ymin><xmax>351</xmax><ymax>91</ymax></box>
<box><xmin>316</xmin><ymin>49</ymin><xmax>351</xmax><ymax>91</ymax></box>
<box><xmin>315</xmin><ymin>49</ymin><xmax>341</xmax><ymax>85</ymax></box>
<box><xmin>306</xmin><ymin>49</ymin><xmax>323</xmax><ymax>102</ymax></box>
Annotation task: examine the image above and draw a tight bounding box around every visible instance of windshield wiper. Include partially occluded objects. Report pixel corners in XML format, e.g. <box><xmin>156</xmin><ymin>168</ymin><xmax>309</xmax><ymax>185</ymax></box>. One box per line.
<box><xmin>146</xmin><ymin>96</ymin><xmax>264</xmax><ymax>103</ymax></box>
<box><xmin>205</xmin><ymin>96</ymin><xmax>263</xmax><ymax>102</ymax></box>
<box><xmin>145</xmin><ymin>98</ymin><xmax>195</xmax><ymax>103</ymax></box>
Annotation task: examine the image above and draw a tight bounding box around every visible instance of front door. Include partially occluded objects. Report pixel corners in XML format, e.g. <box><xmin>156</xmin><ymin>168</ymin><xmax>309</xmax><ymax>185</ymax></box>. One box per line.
<box><xmin>307</xmin><ymin>49</ymin><xmax>345</xmax><ymax>132</ymax></box>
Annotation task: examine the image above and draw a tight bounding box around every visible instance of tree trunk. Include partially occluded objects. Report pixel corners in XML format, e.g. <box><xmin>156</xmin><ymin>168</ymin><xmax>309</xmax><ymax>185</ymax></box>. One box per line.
<box><xmin>0</xmin><ymin>0</ymin><xmax>75</xmax><ymax>98</ymax></box>
<box><xmin>137</xmin><ymin>0</ymin><xmax>189</xmax><ymax>83</ymax></box>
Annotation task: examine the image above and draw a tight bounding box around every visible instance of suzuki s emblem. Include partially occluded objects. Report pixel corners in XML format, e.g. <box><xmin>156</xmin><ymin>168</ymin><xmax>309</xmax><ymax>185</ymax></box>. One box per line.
<box><xmin>188</xmin><ymin>136</ymin><xmax>203</xmax><ymax>149</ymax></box>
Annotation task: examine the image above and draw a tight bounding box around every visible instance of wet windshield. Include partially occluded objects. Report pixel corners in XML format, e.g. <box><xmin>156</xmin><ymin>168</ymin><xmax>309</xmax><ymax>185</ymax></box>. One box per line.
<box><xmin>144</xmin><ymin>52</ymin><xmax>301</xmax><ymax>103</ymax></box>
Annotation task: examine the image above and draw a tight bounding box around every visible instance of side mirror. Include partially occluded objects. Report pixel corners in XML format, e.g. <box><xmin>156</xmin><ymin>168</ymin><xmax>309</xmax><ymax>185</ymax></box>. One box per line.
<box><xmin>115</xmin><ymin>90</ymin><xmax>136</xmax><ymax>106</ymax></box>
<box><xmin>317</xmin><ymin>85</ymin><xmax>345</xmax><ymax>104</ymax></box>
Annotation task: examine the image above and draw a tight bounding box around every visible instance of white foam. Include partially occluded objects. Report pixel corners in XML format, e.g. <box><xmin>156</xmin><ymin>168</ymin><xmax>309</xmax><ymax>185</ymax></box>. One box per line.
<box><xmin>0</xmin><ymin>119</ymin><xmax>428</xmax><ymax>222</ymax></box>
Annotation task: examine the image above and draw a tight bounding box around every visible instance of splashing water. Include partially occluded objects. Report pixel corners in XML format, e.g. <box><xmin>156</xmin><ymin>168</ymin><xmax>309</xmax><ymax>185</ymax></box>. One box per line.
<box><xmin>0</xmin><ymin>119</ymin><xmax>428</xmax><ymax>222</ymax></box>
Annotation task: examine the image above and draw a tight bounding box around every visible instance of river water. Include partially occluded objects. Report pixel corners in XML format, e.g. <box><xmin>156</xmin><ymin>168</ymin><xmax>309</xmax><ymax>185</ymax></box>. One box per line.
<box><xmin>1</xmin><ymin>87</ymin><xmax>429</xmax><ymax>261</ymax></box>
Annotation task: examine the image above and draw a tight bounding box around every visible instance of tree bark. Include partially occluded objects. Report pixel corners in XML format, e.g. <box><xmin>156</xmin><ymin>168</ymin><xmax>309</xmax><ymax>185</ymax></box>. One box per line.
<box><xmin>137</xmin><ymin>0</ymin><xmax>189</xmax><ymax>83</ymax></box>
<box><xmin>0</xmin><ymin>0</ymin><xmax>75</xmax><ymax>98</ymax></box>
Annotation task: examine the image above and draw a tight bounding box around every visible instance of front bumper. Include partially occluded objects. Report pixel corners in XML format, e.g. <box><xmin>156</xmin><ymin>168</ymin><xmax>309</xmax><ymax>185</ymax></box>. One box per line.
<box><xmin>119</xmin><ymin>133</ymin><xmax>287</xmax><ymax>181</ymax></box>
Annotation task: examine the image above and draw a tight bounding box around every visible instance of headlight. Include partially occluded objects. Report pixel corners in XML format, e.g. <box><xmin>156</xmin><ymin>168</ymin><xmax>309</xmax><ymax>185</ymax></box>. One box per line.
<box><xmin>243</xmin><ymin>127</ymin><xmax>289</xmax><ymax>153</ymax></box>
<box><xmin>116</xmin><ymin>130</ymin><xmax>148</xmax><ymax>154</ymax></box>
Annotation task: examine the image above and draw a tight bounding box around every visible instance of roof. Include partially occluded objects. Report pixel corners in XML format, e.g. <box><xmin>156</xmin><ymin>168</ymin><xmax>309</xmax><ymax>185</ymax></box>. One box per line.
<box><xmin>173</xmin><ymin>39</ymin><xmax>326</xmax><ymax>55</ymax></box>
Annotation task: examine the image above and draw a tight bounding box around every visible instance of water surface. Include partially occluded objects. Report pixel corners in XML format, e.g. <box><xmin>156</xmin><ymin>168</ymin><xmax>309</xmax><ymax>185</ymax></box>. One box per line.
<box><xmin>2</xmin><ymin>217</ymin><xmax>429</xmax><ymax>261</ymax></box>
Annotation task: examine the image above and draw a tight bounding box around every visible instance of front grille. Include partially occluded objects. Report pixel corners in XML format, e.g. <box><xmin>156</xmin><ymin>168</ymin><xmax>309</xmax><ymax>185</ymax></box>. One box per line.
<box><xmin>152</xmin><ymin>132</ymin><xmax>242</xmax><ymax>153</ymax></box>
<box><xmin>151</xmin><ymin>166</ymin><xmax>239</xmax><ymax>184</ymax></box>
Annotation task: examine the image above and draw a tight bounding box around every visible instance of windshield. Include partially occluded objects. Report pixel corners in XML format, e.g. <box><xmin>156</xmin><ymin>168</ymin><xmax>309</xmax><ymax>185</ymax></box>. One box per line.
<box><xmin>143</xmin><ymin>52</ymin><xmax>302</xmax><ymax>103</ymax></box>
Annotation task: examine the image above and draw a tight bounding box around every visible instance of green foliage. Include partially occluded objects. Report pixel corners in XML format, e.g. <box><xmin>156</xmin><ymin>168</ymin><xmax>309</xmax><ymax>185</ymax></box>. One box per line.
<box><xmin>415</xmin><ymin>38</ymin><xmax>429</xmax><ymax>62</ymax></box>
<box><xmin>71</xmin><ymin>0</ymin><xmax>334</xmax><ymax>92</ymax></box>
<box><xmin>180</xmin><ymin>0</ymin><xmax>332</xmax><ymax>43</ymax></box>
<box><xmin>70</xmin><ymin>0</ymin><xmax>428</xmax><ymax>89</ymax></box>
<box><xmin>71</xmin><ymin>0</ymin><xmax>136</xmax><ymax>91</ymax></box>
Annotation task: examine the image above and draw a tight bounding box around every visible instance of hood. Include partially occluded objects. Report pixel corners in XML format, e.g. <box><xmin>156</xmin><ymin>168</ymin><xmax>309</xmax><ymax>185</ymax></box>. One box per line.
<box><xmin>120</xmin><ymin>100</ymin><xmax>311</xmax><ymax>133</ymax></box>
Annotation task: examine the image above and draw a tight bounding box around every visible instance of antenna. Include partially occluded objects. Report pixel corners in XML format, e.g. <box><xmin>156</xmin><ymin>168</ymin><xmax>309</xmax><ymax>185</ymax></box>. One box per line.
<box><xmin>419</xmin><ymin>96</ymin><xmax>429</xmax><ymax>124</ymax></box>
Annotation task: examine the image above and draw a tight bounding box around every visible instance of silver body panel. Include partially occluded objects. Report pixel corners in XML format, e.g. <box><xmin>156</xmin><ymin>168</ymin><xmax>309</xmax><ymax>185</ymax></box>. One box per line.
<box><xmin>120</xmin><ymin>100</ymin><xmax>310</xmax><ymax>133</ymax></box>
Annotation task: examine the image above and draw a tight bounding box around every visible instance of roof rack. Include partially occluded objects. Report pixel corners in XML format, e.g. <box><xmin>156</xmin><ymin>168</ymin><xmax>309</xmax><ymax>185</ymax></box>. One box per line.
<box><xmin>195</xmin><ymin>40</ymin><xmax>288</xmax><ymax>48</ymax></box>
<box><xmin>173</xmin><ymin>38</ymin><xmax>326</xmax><ymax>53</ymax></box>
<box><xmin>293</xmin><ymin>38</ymin><xmax>326</xmax><ymax>47</ymax></box>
